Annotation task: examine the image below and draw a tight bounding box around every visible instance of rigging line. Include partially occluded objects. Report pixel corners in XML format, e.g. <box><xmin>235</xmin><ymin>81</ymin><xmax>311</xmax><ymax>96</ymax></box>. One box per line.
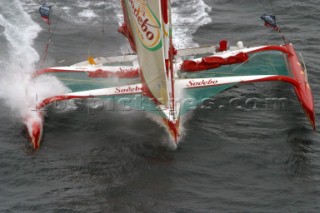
<box><xmin>268</xmin><ymin>0</ymin><xmax>289</xmax><ymax>44</ymax></box>
<box><xmin>87</xmin><ymin>31</ymin><xmax>103</xmax><ymax>56</ymax></box>
<box><xmin>88</xmin><ymin>0</ymin><xmax>106</xmax><ymax>58</ymax></box>
<box><xmin>258</xmin><ymin>0</ymin><xmax>269</xmax><ymax>14</ymax></box>
<box><xmin>36</xmin><ymin>0</ymin><xmax>67</xmax><ymax>73</ymax></box>
<box><xmin>268</xmin><ymin>0</ymin><xmax>277</xmax><ymax>17</ymax></box>
<box><xmin>48</xmin><ymin>8</ymin><xmax>59</xmax><ymax>39</ymax></box>
<box><xmin>102</xmin><ymin>0</ymin><xmax>106</xmax><ymax>33</ymax></box>
<box><xmin>259</xmin><ymin>0</ymin><xmax>289</xmax><ymax>44</ymax></box>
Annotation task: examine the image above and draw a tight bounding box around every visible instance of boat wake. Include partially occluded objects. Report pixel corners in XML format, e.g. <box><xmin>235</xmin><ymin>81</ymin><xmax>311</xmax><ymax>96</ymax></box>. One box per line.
<box><xmin>0</xmin><ymin>1</ymin><xmax>68</xmax><ymax>127</ymax></box>
<box><xmin>0</xmin><ymin>0</ymin><xmax>235</xmax><ymax>150</ymax></box>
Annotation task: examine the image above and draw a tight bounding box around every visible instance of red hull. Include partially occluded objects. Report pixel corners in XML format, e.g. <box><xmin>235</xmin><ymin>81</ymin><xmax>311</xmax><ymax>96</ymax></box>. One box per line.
<box><xmin>250</xmin><ymin>44</ymin><xmax>315</xmax><ymax>130</ymax></box>
<box><xmin>286</xmin><ymin>44</ymin><xmax>316</xmax><ymax>130</ymax></box>
<box><xmin>23</xmin><ymin>111</ymin><xmax>44</xmax><ymax>150</ymax></box>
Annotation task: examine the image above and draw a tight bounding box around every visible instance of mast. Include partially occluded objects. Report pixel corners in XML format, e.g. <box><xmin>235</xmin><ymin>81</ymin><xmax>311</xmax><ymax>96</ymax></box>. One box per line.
<box><xmin>168</xmin><ymin>0</ymin><xmax>175</xmax><ymax>117</ymax></box>
<box><xmin>121</xmin><ymin>0</ymin><xmax>179</xmax><ymax>141</ymax></box>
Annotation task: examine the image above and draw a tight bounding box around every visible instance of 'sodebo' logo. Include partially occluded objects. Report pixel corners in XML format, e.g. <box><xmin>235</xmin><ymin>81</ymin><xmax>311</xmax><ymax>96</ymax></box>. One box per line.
<box><xmin>187</xmin><ymin>79</ymin><xmax>218</xmax><ymax>88</ymax></box>
<box><xmin>127</xmin><ymin>0</ymin><xmax>162</xmax><ymax>51</ymax></box>
<box><xmin>115</xmin><ymin>85</ymin><xmax>142</xmax><ymax>94</ymax></box>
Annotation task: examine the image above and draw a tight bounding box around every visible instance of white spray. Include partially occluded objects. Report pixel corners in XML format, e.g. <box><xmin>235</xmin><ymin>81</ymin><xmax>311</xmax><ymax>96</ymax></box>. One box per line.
<box><xmin>0</xmin><ymin>1</ymin><xmax>69</xmax><ymax>123</ymax></box>
<box><xmin>110</xmin><ymin>0</ymin><xmax>213</xmax><ymax>147</ymax></box>
<box><xmin>171</xmin><ymin>0</ymin><xmax>212</xmax><ymax>48</ymax></box>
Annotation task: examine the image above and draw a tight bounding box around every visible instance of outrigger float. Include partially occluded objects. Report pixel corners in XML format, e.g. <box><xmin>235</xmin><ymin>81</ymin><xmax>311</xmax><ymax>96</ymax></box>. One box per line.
<box><xmin>26</xmin><ymin>1</ymin><xmax>315</xmax><ymax>149</ymax></box>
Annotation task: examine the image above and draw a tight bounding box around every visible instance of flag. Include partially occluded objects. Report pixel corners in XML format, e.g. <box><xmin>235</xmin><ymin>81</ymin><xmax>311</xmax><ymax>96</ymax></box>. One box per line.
<box><xmin>260</xmin><ymin>14</ymin><xmax>279</xmax><ymax>31</ymax></box>
<box><xmin>39</xmin><ymin>4</ymin><xmax>51</xmax><ymax>25</ymax></box>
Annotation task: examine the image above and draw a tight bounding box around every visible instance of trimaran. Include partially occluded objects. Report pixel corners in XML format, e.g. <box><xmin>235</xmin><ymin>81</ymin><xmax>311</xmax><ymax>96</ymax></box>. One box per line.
<box><xmin>25</xmin><ymin>0</ymin><xmax>315</xmax><ymax>149</ymax></box>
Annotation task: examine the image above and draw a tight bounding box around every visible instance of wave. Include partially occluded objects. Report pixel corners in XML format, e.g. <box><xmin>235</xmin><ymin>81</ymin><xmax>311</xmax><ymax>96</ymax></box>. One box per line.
<box><xmin>110</xmin><ymin>0</ymin><xmax>212</xmax><ymax>49</ymax></box>
<box><xmin>17</xmin><ymin>0</ymin><xmax>212</xmax><ymax>49</ymax></box>
<box><xmin>171</xmin><ymin>0</ymin><xmax>212</xmax><ymax>48</ymax></box>
<box><xmin>0</xmin><ymin>0</ymin><xmax>212</xmax><ymax>123</ymax></box>
<box><xmin>0</xmin><ymin>0</ymin><xmax>69</xmax><ymax>121</ymax></box>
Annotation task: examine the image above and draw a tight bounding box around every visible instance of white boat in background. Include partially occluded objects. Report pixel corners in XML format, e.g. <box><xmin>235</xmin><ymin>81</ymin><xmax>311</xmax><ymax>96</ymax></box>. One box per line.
<box><xmin>25</xmin><ymin>0</ymin><xmax>315</xmax><ymax>150</ymax></box>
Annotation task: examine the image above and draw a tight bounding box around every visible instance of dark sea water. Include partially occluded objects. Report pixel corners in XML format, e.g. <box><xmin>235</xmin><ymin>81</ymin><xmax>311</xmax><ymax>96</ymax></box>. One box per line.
<box><xmin>0</xmin><ymin>0</ymin><xmax>320</xmax><ymax>212</ymax></box>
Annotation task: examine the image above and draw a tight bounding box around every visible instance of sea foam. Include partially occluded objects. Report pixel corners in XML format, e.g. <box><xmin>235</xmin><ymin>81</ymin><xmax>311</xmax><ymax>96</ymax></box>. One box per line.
<box><xmin>0</xmin><ymin>0</ymin><xmax>69</xmax><ymax>122</ymax></box>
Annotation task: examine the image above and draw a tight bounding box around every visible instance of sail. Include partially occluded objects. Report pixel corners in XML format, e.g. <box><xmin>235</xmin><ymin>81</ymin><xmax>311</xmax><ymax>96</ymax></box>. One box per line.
<box><xmin>161</xmin><ymin>0</ymin><xmax>170</xmax><ymax>60</ymax></box>
<box><xmin>122</xmin><ymin>0</ymin><xmax>169</xmax><ymax>106</ymax></box>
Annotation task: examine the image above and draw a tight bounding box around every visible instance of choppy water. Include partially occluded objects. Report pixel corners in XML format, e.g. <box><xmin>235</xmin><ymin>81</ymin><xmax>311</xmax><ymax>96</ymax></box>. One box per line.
<box><xmin>0</xmin><ymin>0</ymin><xmax>320</xmax><ymax>212</ymax></box>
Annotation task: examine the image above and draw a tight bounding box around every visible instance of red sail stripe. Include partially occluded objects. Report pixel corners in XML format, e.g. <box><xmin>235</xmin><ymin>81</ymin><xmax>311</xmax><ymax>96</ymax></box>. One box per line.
<box><xmin>161</xmin><ymin>0</ymin><xmax>169</xmax><ymax>24</ymax></box>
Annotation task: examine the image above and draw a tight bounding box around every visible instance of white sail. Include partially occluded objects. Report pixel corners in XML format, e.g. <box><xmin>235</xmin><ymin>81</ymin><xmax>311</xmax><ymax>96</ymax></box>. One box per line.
<box><xmin>123</xmin><ymin>0</ymin><xmax>169</xmax><ymax>106</ymax></box>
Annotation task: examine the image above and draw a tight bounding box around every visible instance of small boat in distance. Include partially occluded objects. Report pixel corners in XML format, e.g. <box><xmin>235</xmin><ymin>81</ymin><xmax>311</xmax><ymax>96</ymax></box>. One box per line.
<box><xmin>26</xmin><ymin>0</ymin><xmax>315</xmax><ymax>150</ymax></box>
